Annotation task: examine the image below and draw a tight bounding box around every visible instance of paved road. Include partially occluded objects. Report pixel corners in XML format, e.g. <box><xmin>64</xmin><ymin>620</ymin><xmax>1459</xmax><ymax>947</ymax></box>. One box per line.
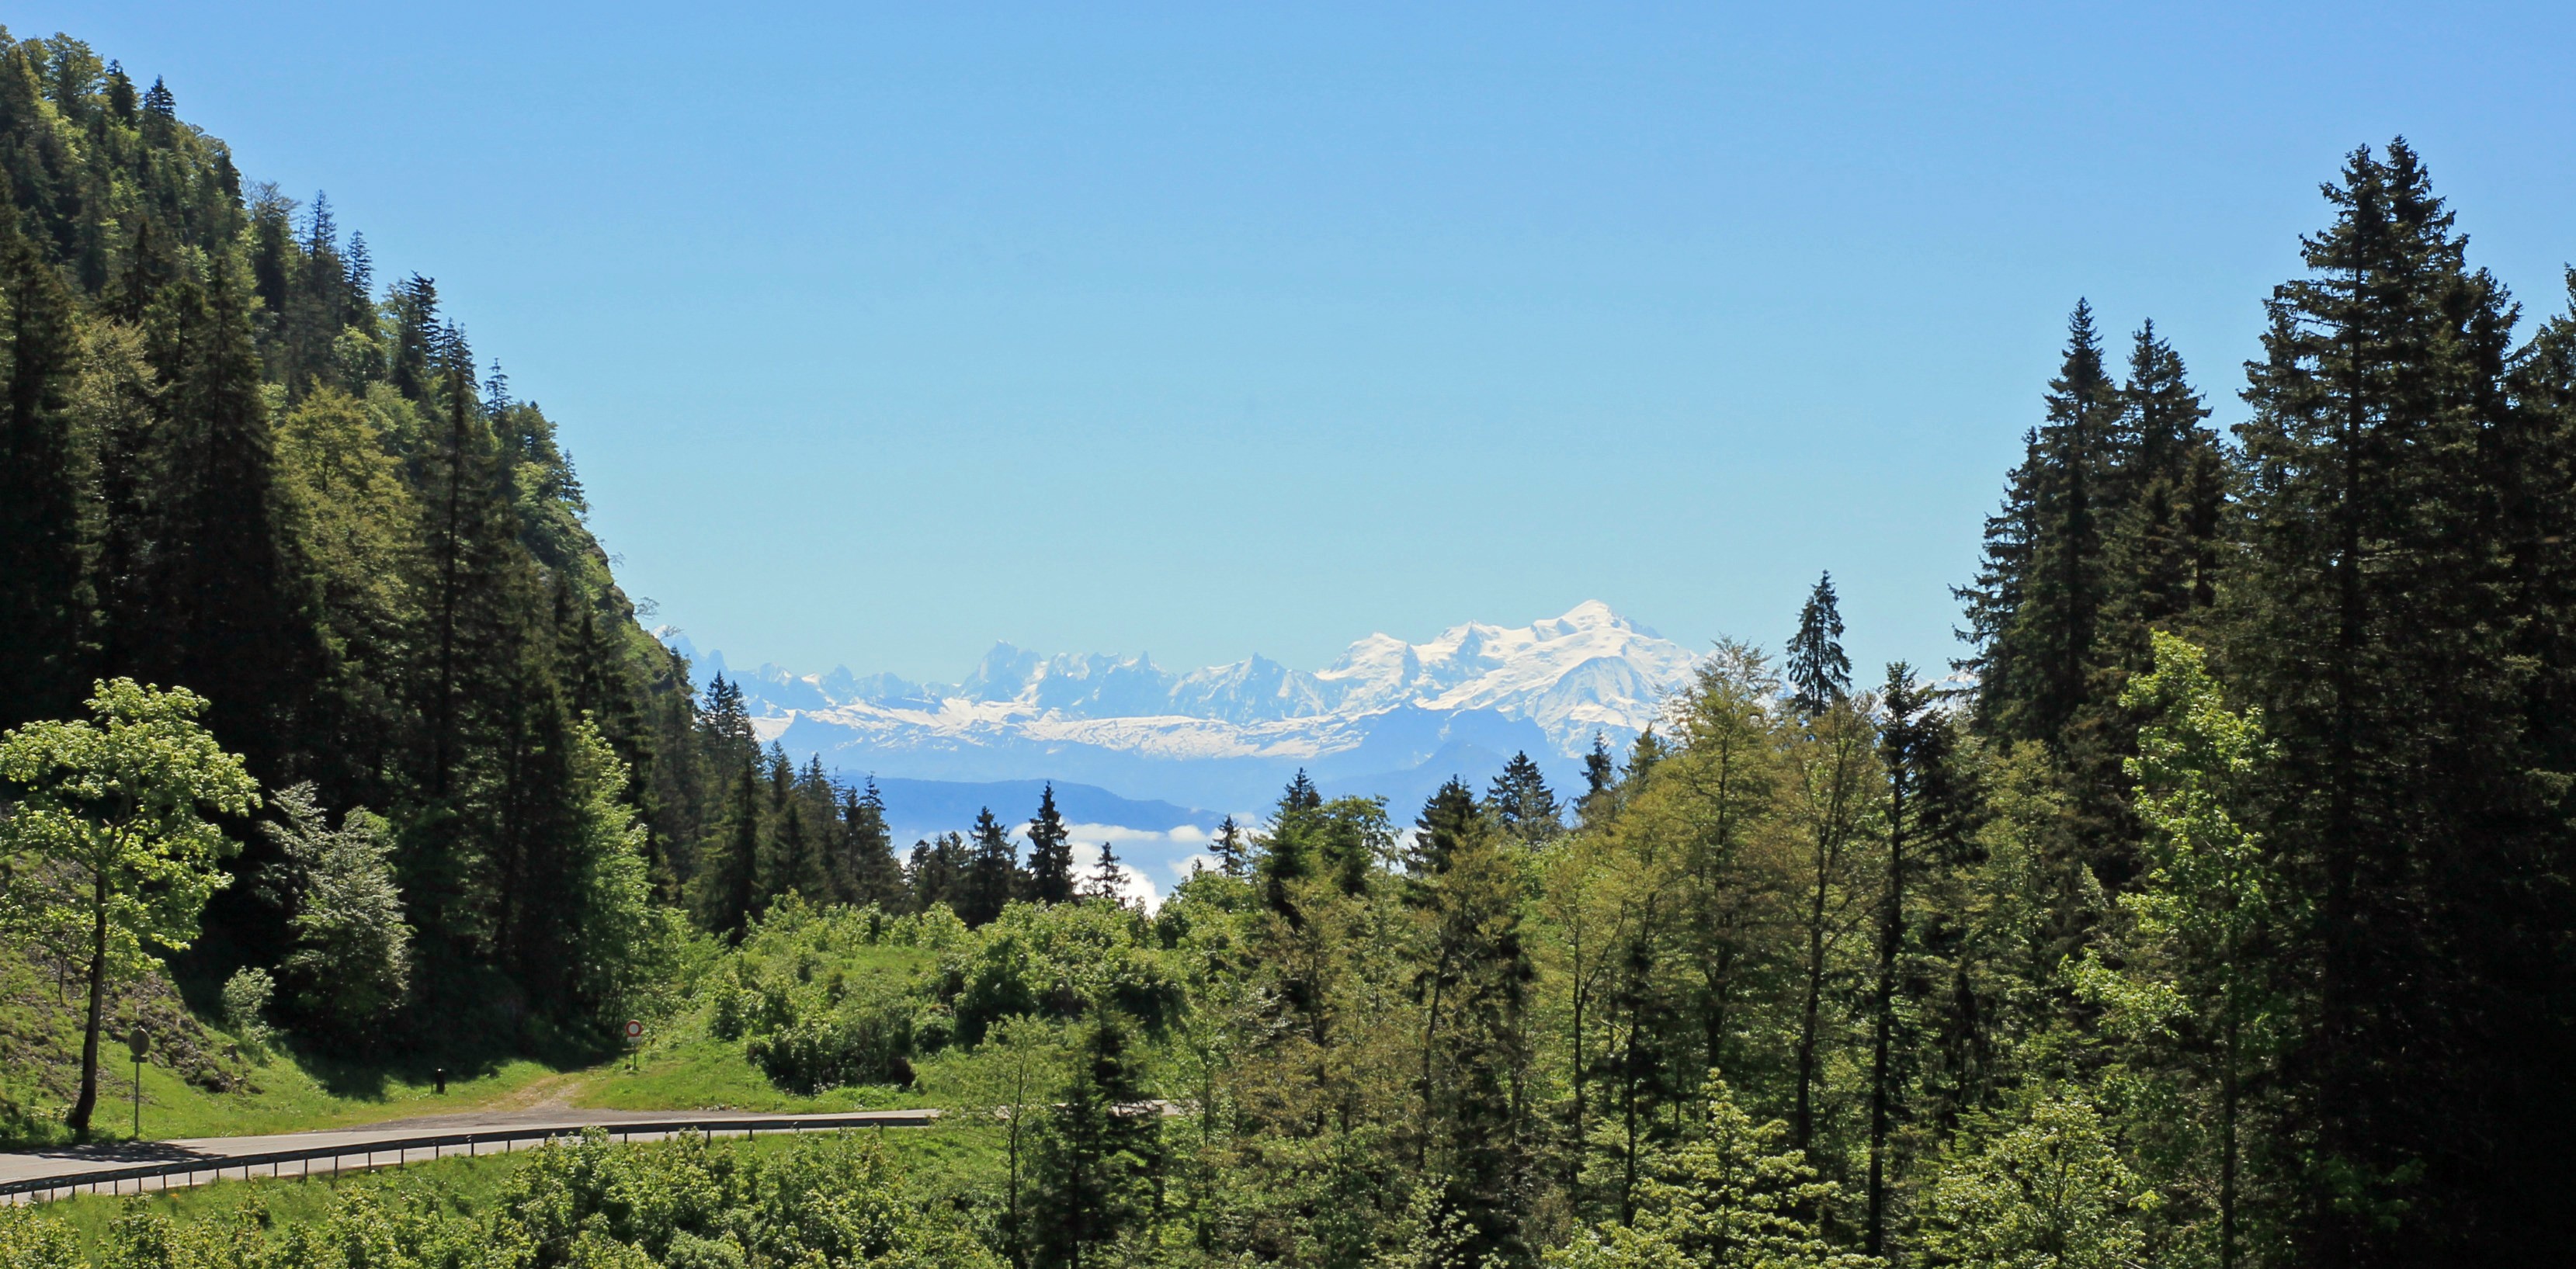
<box><xmin>0</xmin><ymin>1108</ymin><xmax>939</xmax><ymax>1201</ymax></box>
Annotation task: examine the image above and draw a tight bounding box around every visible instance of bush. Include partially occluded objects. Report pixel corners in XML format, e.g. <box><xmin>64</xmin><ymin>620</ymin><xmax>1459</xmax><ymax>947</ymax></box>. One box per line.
<box><xmin>708</xmin><ymin>899</ymin><xmax>939</xmax><ymax>1090</ymax></box>
<box><xmin>943</xmin><ymin>900</ymin><xmax>1182</xmax><ymax>1046</ymax></box>
<box><xmin>220</xmin><ymin>966</ymin><xmax>274</xmax><ymax>1049</ymax></box>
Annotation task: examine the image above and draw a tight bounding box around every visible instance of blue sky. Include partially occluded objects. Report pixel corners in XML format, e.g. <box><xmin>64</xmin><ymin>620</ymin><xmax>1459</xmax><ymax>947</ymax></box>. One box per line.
<box><xmin>23</xmin><ymin>2</ymin><xmax>2575</xmax><ymax>681</ymax></box>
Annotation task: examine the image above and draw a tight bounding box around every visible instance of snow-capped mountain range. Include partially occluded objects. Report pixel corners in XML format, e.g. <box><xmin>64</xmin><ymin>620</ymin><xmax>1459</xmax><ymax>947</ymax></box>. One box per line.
<box><xmin>662</xmin><ymin>601</ymin><xmax>1702</xmax><ymax>815</ymax></box>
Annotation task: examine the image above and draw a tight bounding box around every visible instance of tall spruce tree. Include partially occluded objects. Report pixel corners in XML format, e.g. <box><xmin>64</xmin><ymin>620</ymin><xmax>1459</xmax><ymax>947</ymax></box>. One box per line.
<box><xmin>1026</xmin><ymin>782</ymin><xmax>1078</xmax><ymax>903</ymax></box>
<box><xmin>1405</xmin><ymin>778</ymin><xmax>1535</xmax><ymax>1267</ymax></box>
<box><xmin>1786</xmin><ymin>570</ymin><xmax>1852</xmax><ymax>715</ymax></box>
<box><xmin>1960</xmin><ymin>302</ymin><xmax>2123</xmax><ymax>747</ymax></box>
<box><xmin>0</xmin><ymin>211</ymin><xmax>87</xmax><ymax>728</ymax></box>
<box><xmin>1209</xmin><ymin>813</ymin><xmax>1247</xmax><ymax>877</ymax></box>
<box><xmin>2230</xmin><ymin>138</ymin><xmax>2565</xmax><ymax>1264</ymax></box>
<box><xmin>836</xmin><ymin>778</ymin><xmax>901</xmax><ymax>910</ymax></box>
<box><xmin>958</xmin><ymin>806</ymin><xmax>1020</xmax><ymax>927</ymax></box>
<box><xmin>699</xmin><ymin>763</ymin><xmax>761</xmax><ymax>940</ymax></box>
<box><xmin>1488</xmin><ymin>751</ymin><xmax>1563</xmax><ymax>845</ymax></box>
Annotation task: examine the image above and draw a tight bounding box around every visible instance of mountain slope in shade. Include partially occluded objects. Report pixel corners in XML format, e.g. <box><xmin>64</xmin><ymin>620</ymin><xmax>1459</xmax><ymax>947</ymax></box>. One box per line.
<box><xmin>668</xmin><ymin>602</ymin><xmax>1699</xmax><ymax>813</ymax></box>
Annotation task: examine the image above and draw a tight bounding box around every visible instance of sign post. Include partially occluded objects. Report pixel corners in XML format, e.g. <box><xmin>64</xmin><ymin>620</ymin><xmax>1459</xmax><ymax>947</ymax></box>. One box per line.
<box><xmin>625</xmin><ymin>1019</ymin><xmax>643</xmax><ymax>1073</ymax></box>
<box><xmin>127</xmin><ymin>1028</ymin><xmax>149</xmax><ymax>1140</ymax></box>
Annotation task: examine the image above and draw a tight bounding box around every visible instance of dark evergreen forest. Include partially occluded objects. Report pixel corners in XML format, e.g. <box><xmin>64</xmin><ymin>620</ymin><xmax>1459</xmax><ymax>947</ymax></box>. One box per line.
<box><xmin>2</xmin><ymin>25</ymin><xmax>2572</xmax><ymax>1269</ymax></box>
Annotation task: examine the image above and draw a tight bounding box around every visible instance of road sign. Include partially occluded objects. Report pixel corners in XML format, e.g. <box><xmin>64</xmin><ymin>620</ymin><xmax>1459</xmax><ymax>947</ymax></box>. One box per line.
<box><xmin>625</xmin><ymin>1019</ymin><xmax>643</xmax><ymax>1041</ymax></box>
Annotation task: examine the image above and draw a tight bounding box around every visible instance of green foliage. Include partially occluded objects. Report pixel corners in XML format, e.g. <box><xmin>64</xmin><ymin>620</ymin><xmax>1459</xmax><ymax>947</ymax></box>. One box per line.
<box><xmin>217</xmin><ymin>966</ymin><xmax>271</xmax><ymax>1049</ymax></box>
<box><xmin>703</xmin><ymin>900</ymin><xmax>940</xmax><ymax>1093</ymax></box>
<box><xmin>0</xmin><ymin>678</ymin><xmax>259</xmax><ymax>1133</ymax></box>
<box><xmin>258</xmin><ymin>782</ymin><xmax>410</xmax><ymax>1043</ymax></box>
<box><xmin>0</xmin><ymin>1130</ymin><xmax>998</xmax><ymax>1269</ymax></box>
<box><xmin>944</xmin><ymin>900</ymin><xmax>1182</xmax><ymax>1047</ymax></box>
<box><xmin>1546</xmin><ymin>1077</ymin><xmax>1874</xmax><ymax>1269</ymax></box>
<box><xmin>1027</xmin><ymin>1011</ymin><xmax>1163</xmax><ymax>1269</ymax></box>
<box><xmin>1920</xmin><ymin>1095</ymin><xmax>2151</xmax><ymax>1269</ymax></box>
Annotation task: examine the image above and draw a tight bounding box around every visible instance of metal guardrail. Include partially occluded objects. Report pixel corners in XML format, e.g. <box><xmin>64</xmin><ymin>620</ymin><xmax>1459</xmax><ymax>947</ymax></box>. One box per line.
<box><xmin>0</xmin><ymin>1111</ymin><xmax>939</xmax><ymax>1205</ymax></box>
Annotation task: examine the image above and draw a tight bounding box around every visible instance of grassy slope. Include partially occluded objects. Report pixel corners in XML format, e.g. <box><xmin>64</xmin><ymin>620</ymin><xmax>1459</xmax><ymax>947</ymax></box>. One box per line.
<box><xmin>37</xmin><ymin>1124</ymin><xmax>1009</xmax><ymax>1258</ymax></box>
<box><xmin>2</xmin><ymin>941</ymin><xmax>943</xmax><ymax>1146</ymax></box>
<box><xmin>43</xmin><ymin>1150</ymin><xmax>536</xmax><ymax>1260</ymax></box>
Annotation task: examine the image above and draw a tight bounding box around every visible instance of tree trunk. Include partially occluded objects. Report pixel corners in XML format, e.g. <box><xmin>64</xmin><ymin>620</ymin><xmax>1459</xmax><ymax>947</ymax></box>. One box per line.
<box><xmin>1866</xmin><ymin>806</ymin><xmax>1904</xmax><ymax>1256</ymax></box>
<box><xmin>2222</xmin><ymin>1007</ymin><xmax>2241</xmax><ymax>1269</ymax></box>
<box><xmin>1569</xmin><ymin>949</ymin><xmax>1587</xmax><ymax>1200</ymax></box>
<box><xmin>68</xmin><ymin>874</ymin><xmax>109</xmax><ymax>1136</ymax></box>
<box><xmin>1793</xmin><ymin>844</ymin><xmax>1828</xmax><ymax>1151</ymax></box>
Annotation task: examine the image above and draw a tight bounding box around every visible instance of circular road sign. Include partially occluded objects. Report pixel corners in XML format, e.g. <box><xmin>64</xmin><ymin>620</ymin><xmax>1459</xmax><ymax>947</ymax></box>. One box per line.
<box><xmin>625</xmin><ymin>1019</ymin><xmax>644</xmax><ymax>1041</ymax></box>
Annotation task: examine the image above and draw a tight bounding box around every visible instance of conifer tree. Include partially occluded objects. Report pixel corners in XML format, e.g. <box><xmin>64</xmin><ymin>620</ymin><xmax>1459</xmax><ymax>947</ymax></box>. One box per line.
<box><xmin>1865</xmin><ymin>663</ymin><xmax>1933</xmax><ymax>1257</ymax></box>
<box><xmin>1406</xmin><ymin>778</ymin><xmax>1536</xmax><ymax>1266</ymax></box>
<box><xmin>1960</xmin><ymin>302</ymin><xmax>2122</xmax><ymax>747</ymax></box>
<box><xmin>958</xmin><ymin>806</ymin><xmax>1020</xmax><ymax>926</ymax></box>
<box><xmin>138</xmin><ymin>251</ymin><xmax>326</xmax><ymax>785</ymax></box>
<box><xmin>908</xmin><ymin>833</ymin><xmax>967</xmax><ymax>914</ymax></box>
<box><xmin>698</xmin><ymin>764</ymin><xmax>761</xmax><ymax>940</ymax></box>
<box><xmin>1581</xmin><ymin>733</ymin><xmax>1617</xmax><ymax>823</ymax></box>
<box><xmin>1281</xmin><ymin>768</ymin><xmax>1322</xmax><ymax>815</ymax></box>
<box><xmin>1785</xmin><ymin>571</ymin><xmax>1851</xmax><ymax>715</ymax></box>
<box><xmin>2104</xmin><ymin>321</ymin><xmax>2225</xmax><ymax>637</ymax></box>
<box><xmin>1489</xmin><ymin>751</ymin><xmax>1563</xmax><ymax>845</ymax></box>
<box><xmin>0</xmin><ymin>214</ymin><xmax>89</xmax><ymax>728</ymax></box>
<box><xmin>836</xmin><ymin>778</ymin><xmax>901</xmax><ymax>910</ymax></box>
<box><xmin>1029</xmin><ymin>1010</ymin><xmax>1162</xmax><ymax>1269</ymax></box>
<box><xmin>1088</xmin><ymin>837</ymin><xmax>1125</xmax><ymax>904</ymax></box>
<box><xmin>2229</xmin><ymin>139</ymin><xmax>2558</xmax><ymax>1263</ymax></box>
<box><xmin>1209</xmin><ymin>813</ymin><xmax>1247</xmax><ymax>877</ymax></box>
<box><xmin>1026</xmin><ymin>782</ymin><xmax>1078</xmax><ymax>903</ymax></box>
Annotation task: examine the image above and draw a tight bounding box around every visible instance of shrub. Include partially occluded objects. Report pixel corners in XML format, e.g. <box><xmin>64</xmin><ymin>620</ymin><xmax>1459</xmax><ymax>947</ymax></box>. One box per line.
<box><xmin>220</xmin><ymin>966</ymin><xmax>275</xmax><ymax>1049</ymax></box>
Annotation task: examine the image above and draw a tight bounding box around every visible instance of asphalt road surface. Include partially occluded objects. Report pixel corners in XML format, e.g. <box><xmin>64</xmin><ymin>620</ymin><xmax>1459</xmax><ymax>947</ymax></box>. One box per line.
<box><xmin>0</xmin><ymin>1108</ymin><xmax>939</xmax><ymax>1203</ymax></box>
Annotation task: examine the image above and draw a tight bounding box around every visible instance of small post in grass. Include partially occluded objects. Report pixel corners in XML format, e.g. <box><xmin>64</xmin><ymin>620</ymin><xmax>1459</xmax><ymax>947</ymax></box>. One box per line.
<box><xmin>625</xmin><ymin>1019</ymin><xmax>644</xmax><ymax>1073</ymax></box>
<box><xmin>127</xmin><ymin>1028</ymin><xmax>150</xmax><ymax>1140</ymax></box>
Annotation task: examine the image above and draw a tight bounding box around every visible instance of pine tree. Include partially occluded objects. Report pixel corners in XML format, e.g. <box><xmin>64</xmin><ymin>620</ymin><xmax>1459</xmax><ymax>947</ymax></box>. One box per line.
<box><xmin>136</xmin><ymin>251</ymin><xmax>328</xmax><ymax>783</ymax></box>
<box><xmin>0</xmin><ymin>212</ymin><xmax>89</xmax><ymax>728</ymax></box>
<box><xmin>1026</xmin><ymin>782</ymin><xmax>1078</xmax><ymax>903</ymax></box>
<box><xmin>1029</xmin><ymin>1011</ymin><xmax>1163</xmax><ymax>1269</ymax></box>
<box><xmin>2104</xmin><ymin>321</ymin><xmax>2226</xmax><ymax>638</ymax></box>
<box><xmin>1785</xmin><ymin>571</ymin><xmax>1852</xmax><ymax>715</ymax></box>
<box><xmin>387</xmin><ymin>274</ymin><xmax>440</xmax><ymax>403</ymax></box>
<box><xmin>1960</xmin><ymin>302</ymin><xmax>2123</xmax><ymax>747</ymax></box>
<box><xmin>1489</xmin><ymin>751</ymin><xmax>1563</xmax><ymax>845</ymax></box>
<box><xmin>2229</xmin><ymin>139</ymin><xmax>2562</xmax><ymax>1264</ymax></box>
<box><xmin>1865</xmin><ymin>662</ymin><xmax>1934</xmax><ymax>1257</ymax></box>
<box><xmin>1088</xmin><ymin>837</ymin><xmax>1125</xmax><ymax>904</ymax></box>
<box><xmin>958</xmin><ymin>806</ymin><xmax>1020</xmax><ymax>927</ymax></box>
<box><xmin>1405</xmin><ymin>778</ymin><xmax>1536</xmax><ymax>1267</ymax></box>
<box><xmin>908</xmin><ymin>832</ymin><xmax>966</xmax><ymax>914</ymax></box>
<box><xmin>1209</xmin><ymin>813</ymin><xmax>1247</xmax><ymax>877</ymax></box>
<box><xmin>1280</xmin><ymin>768</ymin><xmax>1322</xmax><ymax>815</ymax></box>
<box><xmin>1583</xmin><ymin>733</ymin><xmax>1616</xmax><ymax>799</ymax></box>
<box><xmin>698</xmin><ymin>763</ymin><xmax>762</xmax><ymax>940</ymax></box>
<box><xmin>837</xmin><ymin>778</ymin><xmax>902</xmax><ymax>910</ymax></box>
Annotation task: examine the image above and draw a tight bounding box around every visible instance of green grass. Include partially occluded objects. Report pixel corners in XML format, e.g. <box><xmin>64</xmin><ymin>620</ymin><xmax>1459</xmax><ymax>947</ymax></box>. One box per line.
<box><xmin>35</xmin><ymin>1125</ymin><xmax>1005</xmax><ymax>1249</ymax></box>
<box><xmin>574</xmin><ymin>941</ymin><xmax>939</xmax><ymax>1115</ymax></box>
<box><xmin>2</xmin><ymin>926</ymin><xmax>960</xmax><ymax>1146</ymax></box>
<box><xmin>40</xmin><ymin>1146</ymin><xmax>536</xmax><ymax>1259</ymax></box>
<box><xmin>572</xmin><ymin>1030</ymin><xmax>924</xmax><ymax>1114</ymax></box>
<box><xmin>126</xmin><ymin>1052</ymin><xmax>568</xmax><ymax>1141</ymax></box>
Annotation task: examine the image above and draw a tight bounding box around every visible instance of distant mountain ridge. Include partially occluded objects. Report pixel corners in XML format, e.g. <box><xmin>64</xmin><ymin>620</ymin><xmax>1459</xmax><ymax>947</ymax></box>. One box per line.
<box><xmin>664</xmin><ymin>602</ymin><xmax>1701</xmax><ymax>813</ymax></box>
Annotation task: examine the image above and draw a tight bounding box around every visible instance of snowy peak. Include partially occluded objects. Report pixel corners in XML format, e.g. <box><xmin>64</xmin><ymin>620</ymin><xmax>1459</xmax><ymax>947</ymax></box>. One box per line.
<box><xmin>1307</xmin><ymin>602</ymin><xmax>1698</xmax><ymax>747</ymax></box>
<box><xmin>679</xmin><ymin>602</ymin><xmax>1700</xmax><ymax>760</ymax></box>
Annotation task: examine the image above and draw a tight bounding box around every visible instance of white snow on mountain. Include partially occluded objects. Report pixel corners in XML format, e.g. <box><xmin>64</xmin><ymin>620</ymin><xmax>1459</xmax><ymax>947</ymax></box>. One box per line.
<box><xmin>672</xmin><ymin>602</ymin><xmax>1703</xmax><ymax>813</ymax></box>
